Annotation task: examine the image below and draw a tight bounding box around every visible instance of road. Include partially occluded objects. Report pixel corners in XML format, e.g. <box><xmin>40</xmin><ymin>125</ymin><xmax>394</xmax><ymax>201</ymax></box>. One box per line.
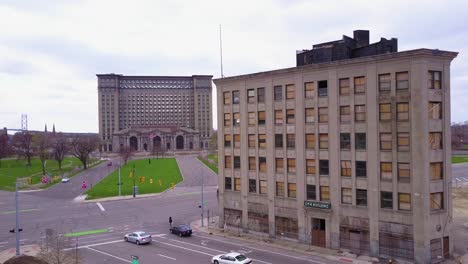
<box><xmin>452</xmin><ymin>162</ymin><xmax>468</xmax><ymax>185</ymax></box>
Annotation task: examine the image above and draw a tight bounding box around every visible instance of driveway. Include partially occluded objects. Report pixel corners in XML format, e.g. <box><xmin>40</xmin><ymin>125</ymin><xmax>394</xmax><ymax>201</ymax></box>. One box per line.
<box><xmin>175</xmin><ymin>155</ymin><xmax>218</xmax><ymax>187</ymax></box>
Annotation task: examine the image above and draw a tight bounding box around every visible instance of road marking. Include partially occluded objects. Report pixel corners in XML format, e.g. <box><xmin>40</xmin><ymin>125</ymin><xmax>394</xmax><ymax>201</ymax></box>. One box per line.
<box><xmin>66</xmin><ymin>239</ymin><xmax>122</xmax><ymax>250</ymax></box>
<box><xmin>0</xmin><ymin>208</ymin><xmax>39</xmax><ymax>214</ymax></box>
<box><xmin>462</xmin><ymin>177</ymin><xmax>468</xmax><ymax>180</ymax></box>
<box><xmin>19</xmin><ymin>239</ymin><xmax>28</xmax><ymax>242</ymax></box>
<box><xmin>64</xmin><ymin>229</ymin><xmax>108</xmax><ymax>237</ymax></box>
<box><xmin>0</xmin><ymin>241</ymin><xmax>8</xmax><ymax>245</ymax></box>
<box><xmin>158</xmin><ymin>254</ymin><xmax>176</xmax><ymax>260</ymax></box>
<box><xmin>155</xmin><ymin>241</ymin><xmax>214</xmax><ymax>257</ymax></box>
<box><xmin>85</xmin><ymin>247</ymin><xmax>130</xmax><ymax>263</ymax></box>
<box><xmin>96</xmin><ymin>203</ymin><xmax>105</xmax><ymax>211</ymax></box>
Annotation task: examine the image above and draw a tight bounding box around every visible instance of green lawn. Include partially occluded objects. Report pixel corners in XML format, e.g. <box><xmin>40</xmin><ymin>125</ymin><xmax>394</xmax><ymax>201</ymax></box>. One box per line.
<box><xmin>198</xmin><ymin>154</ymin><xmax>218</xmax><ymax>174</ymax></box>
<box><xmin>0</xmin><ymin>157</ymin><xmax>84</xmax><ymax>191</ymax></box>
<box><xmin>85</xmin><ymin>158</ymin><xmax>183</xmax><ymax>200</ymax></box>
<box><xmin>452</xmin><ymin>156</ymin><xmax>468</xmax><ymax>164</ymax></box>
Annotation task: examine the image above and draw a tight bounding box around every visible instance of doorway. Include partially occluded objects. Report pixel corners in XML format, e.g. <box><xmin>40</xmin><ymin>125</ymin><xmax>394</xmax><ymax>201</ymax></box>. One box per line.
<box><xmin>312</xmin><ymin>218</ymin><xmax>326</xmax><ymax>247</ymax></box>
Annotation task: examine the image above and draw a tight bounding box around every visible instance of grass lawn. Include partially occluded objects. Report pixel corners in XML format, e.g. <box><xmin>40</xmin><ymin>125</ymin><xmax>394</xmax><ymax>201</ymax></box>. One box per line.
<box><xmin>85</xmin><ymin>158</ymin><xmax>183</xmax><ymax>200</ymax></box>
<box><xmin>0</xmin><ymin>157</ymin><xmax>85</xmax><ymax>191</ymax></box>
<box><xmin>452</xmin><ymin>156</ymin><xmax>468</xmax><ymax>164</ymax></box>
<box><xmin>198</xmin><ymin>154</ymin><xmax>218</xmax><ymax>174</ymax></box>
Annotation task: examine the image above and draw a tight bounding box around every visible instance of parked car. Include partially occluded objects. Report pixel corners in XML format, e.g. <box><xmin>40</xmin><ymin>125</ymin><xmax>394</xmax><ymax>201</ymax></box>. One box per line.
<box><xmin>169</xmin><ymin>224</ymin><xmax>192</xmax><ymax>237</ymax></box>
<box><xmin>211</xmin><ymin>252</ymin><xmax>252</xmax><ymax>264</ymax></box>
<box><xmin>107</xmin><ymin>161</ymin><xmax>113</xmax><ymax>166</ymax></box>
<box><xmin>124</xmin><ymin>231</ymin><xmax>152</xmax><ymax>245</ymax></box>
<box><xmin>61</xmin><ymin>178</ymin><xmax>70</xmax><ymax>183</ymax></box>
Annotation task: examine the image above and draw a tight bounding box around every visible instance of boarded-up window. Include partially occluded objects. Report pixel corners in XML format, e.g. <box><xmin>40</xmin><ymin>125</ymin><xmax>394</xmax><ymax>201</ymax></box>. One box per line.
<box><xmin>381</xmin><ymin>162</ymin><xmax>392</xmax><ymax>180</ymax></box>
<box><xmin>258</xmin><ymin>111</ymin><xmax>266</xmax><ymax>125</ymax></box>
<box><xmin>247</xmin><ymin>89</ymin><xmax>255</xmax><ymax>103</ymax></box>
<box><xmin>397</xmin><ymin>103</ymin><xmax>409</xmax><ymax>121</ymax></box>
<box><xmin>258</xmin><ymin>134</ymin><xmax>267</xmax><ymax>148</ymax></box>
<box><xmin>354</xmin><ymin>76</ymin><xmax>366</xmax><ymax>93</ymax></box>
<box><xmin>431</xmin><ymin>162</ymin><xmax>443</xmax><ymax>180</ymax></box>
<box><xmin>319</xmin><ymin>107</ymin><xmax>328</xmax><ymax>123</ymax></box>
<box><xmin>431</xmin><ymin>192</ymin><xmax>443</xmax><ymax>210</ymax></box>
<box><xmin>248</xmin><ymin>134</ymin><xmax>255</xmax><ymax>148</ymax></box>
<box><xmin>304</xmin><ymin>82</ymin><xmax>315</xmax><ymax>99</ymax></box>
<box><xmin>319</xmin><ymin>134</ymin><xmax>328</xmax><ymax>149</ymax></box>
<box><xmin>248</xmin><ymin>112</ymin><xmax>256</xmax><ymax>126</ymax></box>
<box><xmin>379</xmin><ymin>223</ymin><xmax>414</xmax><ymax>260</ymax></box>
<box><xmin>380</xmin><ymin>133</ymin><xmax>392</xmax><ymax>150</ymax></box>
<box><xmin>286</xmin><ymin>84</ymin><xmax>295</xmax><ymax>100</ymax></box>
<box><xmin>275</xmin><ymin>216</ymin><xmax>298</xmax><ymax>239</ymax></box>
<box><xmin>305</xmin><ymin>108</ymin><xmax>315</xmax><ymax>123</ymax></box>
<box><xmin>396</xmin><ymin>72</ymin><xmax>409</xmax><ymax>90</ymax></box>
<box><xmin>287</xmin><ymin>134</ymin><xmax>295</xmax><ymax>148</ymax></box>
<box><xmin>398</xmin><ymin>163</ymin><xmax>410</xmax><ymax>181</ymax></box>
<box><xmin>276</xmin><ymin>158</ymin><xmax>284</xmax><ymax>173</ymax></box>
<box><xmin>379</xmin><ymin>73</ymin><xmax>391</xmax><ymax>91</ymax></box>
<box><xmin>249</xmin><ymin>157</ymin><xmax>256</xmax><ymax>171</ymax></box>
<box><xmin>428</xmin><ymin>71</ymin><xmax>441</xmax><ymax>89</ymax></box>
<box><xmin>224</xmin><ymin>113</ymin><xmax>231</xmax><ymax>126</ymax></box>
<box><xmin>287</xmin><ymin>158</ymin><xmax>296</xmax><ymax>173</ymax></box>
<box><xmin>223</xmin><ymin>92</ymin><xmax>231</xmax><ymax>105</ymax></box>
<box><xmin>276</xmin><ymin>181</ymin><xmax>284</xmax><ymax>196</ymax></box>
<box><xmin>320</xmin><ymin>186</ymin><xmax>330</xmax><ymax>201</ymax></box>
<box><xmin>259</xmin><ymin>157</ymin><xmax>267</xmax><ymax>172</ymax></box>
<box><xmin>234</xmin><ymin>178</ymin><xmax>241</xmax><ymax>191</ymax></box>
<box><xmin>306</xmin><ymin>159</ymin><xmax>316</xmax><ymax>174</ymax></box>
<box><xmin>224</xmin><ymin>134</ymin><xmax>231</xmax><ymax>147</ymax></box>
<box><xmin>259</xmin><ymin>180</ymin><xmax>267</xmax><ymax>194</ymax></box>
<box><xmin>341</xmin><ymin>160</ymin><xmax>352</xmax><ymax>177</ymax></box>
<box><xmin>398</xmin><ymin>193</ymin><xmax>411</xmax><ymax>211</ymax></box>
<box><xmin>342</xmin><ymin>188</ymin><xmax>352</xmax><ymax>204</ymax></box>
<box><xmin>233</xmin><ymin>112</ymin><xmax>240</xmax><ymax>126</ymax></box>
<box><xmin>306</xmin><ymin>134</ymin><xmax>315</xmax><ymax>149</ymax></box>
<box><xmin>380</xmin><ymin>104</ymin><xmax>391</xmax><ymax>121</ymax></box>
<box><xmin>428</xmin><ymin>102</ymin><xmax>442</xmax><ymax>119</ymax></box>
<box><xmin>340</xmin><ymin>106</ymin><xmax>351</xmax><ymax>122</ymax></box>
<box><xmin>288</xmin><ymin>183</ymin><xmax>296</xmax><ymax>198</ymax></box>
<box><xmin>339</xmin><ymin>78</ymin><xmax>350</xmax><ymax>95</ymax></box>
<box><xmin>355</xmin><ymin>105</ymin><xmax>366</xmax><ymax>122</ymax></box>
<box><xmin>224</xmin><ymin>208</ymin><xmax>241</xmax><ymax>226</ymax></box>
<box><xmin>234</xmin><ymin>134</ymin><xmax>240</xmax><ymax>148</ymax></box>
<box><xmin>429</xmin><ymin>132</ymin><xmax>443</xmax><ymax>150</ymax></box>
<box><xmin>247</xmin><ymin>211</ymin><xmax>269</xmax><ymax>233</ymax></box>
<box><xmin>225</xmin><ymin>155</ymin><xmax>232</xmax><ymax>169</ymax></box>
<box><xmin>275</xmin><ymin>110</ymin><xmax>283</xmax><ymax>125</ymax></box>
<box><xmin>397</xmin><ymin>133</ymin><xmax>410</xmax><ymax>151</ymax></box>
<box><xmin>430</xmin><ymin>238</ymin><xmax>443</xmax><ymax>260</ymax></box>
<box><xmin>286</xmin><ymin>109</ymin><xmax>295</xmax><ymax>124</ymax></box>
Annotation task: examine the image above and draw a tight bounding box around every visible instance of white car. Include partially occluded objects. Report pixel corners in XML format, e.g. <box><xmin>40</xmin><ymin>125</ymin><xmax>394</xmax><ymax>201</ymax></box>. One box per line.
<box><xmin>211</xmin><ymin>252</ymin><xmax>252</xmax><ymax>264</ymax></box>
<box><xmin>124</xmin><ymin>231</ymin><xmax>152</xmax><ymax>245</ymax></box>
<box><xmin>61</xmin><ymin>178</ymin><xmax>70</xmax><ymax>183</ymax></box>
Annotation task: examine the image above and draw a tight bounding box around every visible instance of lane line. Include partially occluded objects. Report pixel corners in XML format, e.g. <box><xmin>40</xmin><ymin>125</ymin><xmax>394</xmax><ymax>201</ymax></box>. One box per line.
<box><xmin>66</xmin><ymin>239</ymin><xmax>122</xmax><ymax>250</ymax></box>
<box><xmin>155</xmin><ymin>241</ymin><xmax>217</xmax><ymax>257</ymax></box>
<box><xmin>85</xmin><ymin>247</ymin><xmax>130</xmax><ymax>263</ymax></box>
<box><xmin>96</xmin><ymin>203</ymin><xmax>105</xmax><ymax>212</ymax></box>
<box><xmin>158</xmin><ymin>254</ymin><xmax>176</xmax><ymax>260</ymax></box>
<box><xmin>0</xmin><ymin>241</ymin><xmax>8</xmax><ymax>245</ymax></box>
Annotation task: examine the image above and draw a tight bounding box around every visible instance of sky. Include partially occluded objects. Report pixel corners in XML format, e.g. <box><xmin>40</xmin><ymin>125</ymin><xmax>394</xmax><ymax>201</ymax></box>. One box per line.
<box><xmin>0</xmin><ymin>0</ymin><xmax>467</xmax><ymax>133</ymax></box>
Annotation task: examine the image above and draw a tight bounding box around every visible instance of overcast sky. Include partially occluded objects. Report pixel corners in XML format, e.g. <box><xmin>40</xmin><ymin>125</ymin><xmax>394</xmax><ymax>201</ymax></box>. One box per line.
<box><xmin>1</xmin><ymin>0</ymin><xmax>467</xmax><ymax>133</ymax></box>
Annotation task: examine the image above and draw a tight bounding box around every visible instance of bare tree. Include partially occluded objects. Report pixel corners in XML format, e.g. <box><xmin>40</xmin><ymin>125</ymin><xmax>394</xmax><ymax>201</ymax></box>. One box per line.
<box><xmin>119</xmin><ymin>145</ymin><xmax>134</xmax><ymax>164</ymax></box>
<box><xmin>12</xmin><ymin>132</ymin><xmax>35</xmax><ymax>166</ymax></box>
<box><xmin>209</xmin><ymin>130</ymin><xmax>217</xmax><ymax>150</ymax></box>
<box><xmin>452</xmin><ymin>122</ymin><xmax>468</xmax><ymax>149</ymax></box>
<box><xmin>70</xmin><ymin>135</ymin><xmax>99</xmax><ymax>169</ymax></box>
<box><xmin>38</xmin><ymin>229</ymin><xmax>82</xmax><ymax>264</ymax></box>
<box><xmin>33</xmin><ymin>133</ymin><xmax>51</xmax><ymax>175</ymax></box>
<box><xmin>51</xmin><ymin>133</ymin><xmax>69</xmax><ymax>170</ymax></box>
<box><xmin>0</xmin><ymin>130</ymin><xmax>12</xmax><ymax>168</ymax></box>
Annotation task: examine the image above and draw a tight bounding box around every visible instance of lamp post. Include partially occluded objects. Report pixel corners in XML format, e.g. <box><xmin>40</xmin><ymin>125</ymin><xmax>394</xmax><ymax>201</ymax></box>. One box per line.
<box><xmin>118</xmin><ymin>161</ymin><xmax>121</xmax><ymax>197</ymax></box>
<box><xmin>132</xmin><ymin>163</ymin><xmax>136</xmax><ymax>198</ymax></box>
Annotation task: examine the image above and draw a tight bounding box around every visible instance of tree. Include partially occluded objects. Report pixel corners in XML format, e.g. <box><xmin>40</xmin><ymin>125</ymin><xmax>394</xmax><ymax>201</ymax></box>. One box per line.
<box><xmin>12</xmin><ymin>132</ymin><xmax>34</xmax><ymax>166</ymax></box>
<box><xmin>51</xmin><ymin>133</ymin><xmax>69</xmax><ymax>170</ymax></box>
<box><xmin>70</xmin><ymin>135</ymin><xmax>99</xmax><ymax>169</ymax></box>
<box><xmin>209</xmin><ymin>130</ymin><xmax>218</xmax><ymax>150</ymax></box>
<box><xmin>119</xmin><ymin>145</ymin><xmax>134</xmax><ymax>165</ymax></box>
<box><xmin>33</xmin><ymin>133</ymin><xmax>51</xmax><ymax>175</ymax></box>
<box><xmin>0</xmin><ymin>130</ymin><xmax>12</xmax><ymax>168</ymax></box>
<box><xmin>38</xmin><ymin>229</ymin><xmax>83</xmax><ymax>264</ymax></box>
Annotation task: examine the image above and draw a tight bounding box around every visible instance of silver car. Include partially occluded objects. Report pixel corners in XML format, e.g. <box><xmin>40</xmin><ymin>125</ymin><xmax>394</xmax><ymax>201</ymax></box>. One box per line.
<box><xmin>124</xmin><ymin>231</ymin><xmax>152</xmax><ymax>245</ymax></box>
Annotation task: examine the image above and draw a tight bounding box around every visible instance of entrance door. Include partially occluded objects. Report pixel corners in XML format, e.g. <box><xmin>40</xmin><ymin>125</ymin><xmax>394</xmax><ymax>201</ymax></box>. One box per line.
<box><xmin>349</xmin><ymin>230</ymin><xmax>361</xmax><ymax>254</ymax></box>
<box><xmin>312</xmin><ymin>218</ymin><xmax>326</xmax><ymax>247</ymax></box>
<box><xmin>443</xmin><ymin>236</ymin><xmax>449</xmax><ymax>258</ymax></box>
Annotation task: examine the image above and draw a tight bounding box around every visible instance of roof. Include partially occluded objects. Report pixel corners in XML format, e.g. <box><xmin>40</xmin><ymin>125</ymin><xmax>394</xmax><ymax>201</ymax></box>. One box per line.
<box><xmin>214</xmin><ymin>48</ymin><xmax>458</xmax><ymax>85</ymax></box>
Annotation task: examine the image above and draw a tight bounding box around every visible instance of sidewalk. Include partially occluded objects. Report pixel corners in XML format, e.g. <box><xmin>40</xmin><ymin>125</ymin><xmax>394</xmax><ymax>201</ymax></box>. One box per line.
<box><xmin>0</xmin><ymin>244</ymin><xmax>41</xmax><ymax>263</ymax></box>
<box><xmin>191</xmin><ymin>217</ymin><xmax>378</xmax><ymax>264</ymax></box>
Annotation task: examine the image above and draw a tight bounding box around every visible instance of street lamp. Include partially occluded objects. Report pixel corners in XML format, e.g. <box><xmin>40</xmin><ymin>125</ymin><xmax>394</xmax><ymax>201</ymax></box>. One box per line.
<box><xmin>132</xmin><ymin>163</ymin><xmax>136</xmax><ymax>198</ymax></box>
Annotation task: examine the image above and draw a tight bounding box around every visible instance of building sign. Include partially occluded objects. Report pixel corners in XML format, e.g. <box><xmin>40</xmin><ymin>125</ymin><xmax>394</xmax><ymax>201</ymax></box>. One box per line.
<box><xmin>304</xmin><ymin>200</ymin><xmax>331</xmax><ymax>210</ymax></box>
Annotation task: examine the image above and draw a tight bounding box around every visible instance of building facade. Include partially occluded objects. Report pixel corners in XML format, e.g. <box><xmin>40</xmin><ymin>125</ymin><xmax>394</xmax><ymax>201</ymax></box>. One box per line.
<box><xmin>97</xmin><ymin>74</ymin><xmax>213</xmax><ymax>152</ymax></box>
<box><xmin>214</xmin><ymin>31</ymin><xmax>457</xmax><ymax>263</ymax></box>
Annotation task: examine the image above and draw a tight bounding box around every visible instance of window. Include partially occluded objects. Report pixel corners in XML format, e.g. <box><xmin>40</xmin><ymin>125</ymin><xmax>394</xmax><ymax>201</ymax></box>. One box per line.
<box><xmin>258</xmin><ymin>134</ymin><xmax>267</xmax><ymax>148</ymax></box>
<box><xmin>318</xmin><ymin>80</ymin><xmax>328</xmax><ymax>97</ymax></box>
<box><xmin>225</xmin><ymin>177</ymin><xmax>232</xmax><ymax>190</ymax></box>
<box><xmin>248</xmin><ymin>112</ymin><xmax>256</xmax><ymax>126</ymax></box>
<box><xmin>381</xmin><ymin>162</ymin><xmax>392</xmax><ymax>180</ymax></box>
<box><xmin>258</xmin><ymin>111</ymin><xmax>266</xmax><ymax>125</ymax></box>
<box><xmin>306</xmin><ymin>159</ymin><xmax>316</xmax><ymax>174</ymax></box>
<box><xmin>249</xmin><ymin>179</ymin><xmax>256</xmax><ymax>193</ymax></box>
<box><xmin>380</xmin><ymin>133</ymin><xmax>392</xmax><ymax>150</ymax></box>
<box><xmin>356</xmin><ymin>189</ymin><xmax>367</xmax><ymax>206</ymax></box>
<box><xmin>379</xmin><ymin>73</ymin><xmax>391</xmax><ymax>91</ymax></box>
<box><xmin>430</xmin><ymin>192</ymin><xmax>443</xmax><ymax>210</ymax></box>
<box><xmin>286</xmin><ymin>109</ymin><xmax>295</xmax><ymax>124</ymax></box>
<box><xmin>355</xmin><ymin>105</ymin><xmax>366</xmax><ymax>122</ymax></box>
<box><xmin>274</xmin><ymin>85</ymin><xmax>283</xmax><ymax>101</ymax></box>
<box><xmin>257</xmin><ymin>88</ymin><xmax>265</xmax><ymax>103</ymax></box>
<box><xmin>320</xmin><ymin>186</ymin><xmax>330</xmax><ymax>201</ymax></box>
<box><xmin>429</xmin><ymin>132</ymin><xmax>443</xmax><ymax>150</ymax></box>
<box><xmin>233</xmin><ymin>156</ymin><xmax>240</xmax><ymax>169</ymax></box>
<box><xmin>224</xmin><ymin>113</ymin><xmax>231</xmax><ymax>127</ymax></box>
<box><xmin>356</xmin><ymin>161</ymin><xmax>367</xmax><ymax>177</ymax></box>
<box><xmin>431</xmin><ymin>162</ymin><xmax>443</xmax><ymax>180</ymax></box>
<box><xmin>223</xmin><ymin>92</ymin><xmax>231</xmax><ymax>105</ymax></box>
<box><xmin>354</xmin><ymin>76</ymin><xmax>366</xmax><ymax>94</ymax></box>
<box><xmin>260</xmin><ymin>180</ymin><xmax>267</xmax><ymax>194</ymax></box>
<box><xmin>287</xmin><ymin>158</ymin><xmax>296</xmax><ymax>173</ymax></box>
<box><xmin>259</xmin><ymin>157</ymin><xmax>267</xmax><ymax>172</ymax></box>
<box><xmin>342</xmin><ymin>188</ymin><xmax>352</xmax><ymax>204</ymax></box>
<box><xmin>232</xmin><ymin>91</ymin><xmax>240</xmax><ymax>104</ymax></box>
<box><xmin>305</xmin><ymin>134</ymin><xmax>315</xmax><ymax>149</ymax></box>
<box><xmin>286</xmin><ymin>134</ymin><xmax>295</xmax><ymax>148</ymax></box>
<box><xmin>276</xmin><ymin>181</ymin><xmax>284</xmax><ymax>196</ymax></box>
<box><xmin>234</xmin><ymin>134</ymin><xmax>240</xmax><ymax>148</ymax></box>
<box><xmin>396</xmin><ymin>72</ymin><xmax>409</xmax><ymax>90</ymax></box>
<box><xmin>381</xmin><ymin>191</ymin><xmax>393</xmax><ymax>209</ymax></box>
<box><xmin>340</xmin><ymin>106</ymin><xmax>351</xmax><ymax>122</ymax></box>
<box><xmin>379</xmin><ymin>104</ymin><xmax>391</xmax><ymax>120</ymax></box>
<box><xmin>304</xmin><ymin>82</ymin><xmax>315</xmax><ymax>98</ymax></box>
<box><xmin>234</xmin><ymin>178</ymin><xmax>241</xmax><ymax>191</ymax></box>
<box><xmin>356</xmin><ymin>133</ymin><xmax>366</xmax><ymax>150</ymax></box>
<box><xmin>225</xmin><ymin>156</ymin><xmax>231</xmax><ymax>169</ymax></box>
<box><xmin>319</xmin><ymin>160</ymin><xmax>329</xmax><ymax>175</ymax></box>
<box><xmin>318</xmin><ymin>107</ymin><xmax>328</xmax><ymax>123</ymax></box>
<box><xmin>305</xmin><ymin>108</ymin><xmax>315</xmax><ymax>123</ymax></box>
<box><xmin>275</xmin><ymin>134</ymin><xmax>283</xmax><ymax>148</ymax></box>
<box><xmin>247</xmin><ymin>89</ymin><xmax>255</xmax><ymax>103</ymax></box>
<box><xmin>428</xmin><ymin>102</ymin><xmax>442</xmax><ymax>119</ymax></box>
<box><xmin>398</xmin><ymin>163</ymin><xmax>410</xmax><ymax>181</ymax></box>
<box><xmin>339</xmin><ymin>78</ymin><xmax>350</xmax><ymax>95</ymax></box>
<box><xmin>288</xmin><ymin>183</ymin><xmax>297</xmax><ymax>198</ymax></box>
<box><xmin>341</xmin><ymin>160</ymin><xmax>351</xmax><ymax>177</ymax></box>
<box><xmin>232</xmin><ymin>113</ymin><xmax>240</xmax><ymax>126</ymax></box>
<box><xmin>275</xmin><ymin>110</ymin><xmax>283</xmax><ymax>125</ymax></box>
<box><xmin>428</xmin><ymin>71</ymin><xmax>441</xmax><ymax>89</ymax></box>
<box><xmin>398</xmin><ymin>193</ymin><xmax>411</xmax><ymax>211</ymax></box>
<box><xmin>306</xmin><ymin>185</ymin><xmax>316</xmax><ymax>200</ymax></box>
<box><xmin>276</xmin><ymin>158</ymin><xmax>284</xmax><ymax>173</ymax></box>
<box><xmin>340</xmin><ymin>133</ymin><xmax>351</xmax><ymax>150</ymax></box>
<box><xmin>249</xmin><ymin>157</ymin><xmax>256</xmax><ymax>171</ymax></box>
<box><xmin>397</xmin><ymin>103</ymin><xmax>409</xmax><ymax>121</ymax></box>
<box><xmin>286</xmin><ymin>84</ymin><xmax>295</xmax><ymax>100</ymax></box>
<box><xmin>224</xmin><ymin>134</ymin><xmax>231</xmax><ymax>147</ymax></box>
<box><xmin>248</xmin><ymin>134</ymin><xmax>255</xmax><ymax>148</ymax></box>
<box><xmin>319</xmin><ymin>134</ymin><xmax>328</xmax><ymax>149</ymax></box>
<box><xmin>397</xmin><ymin>133</ymin><xmax>410</xmax><ymax>151</ymax></box>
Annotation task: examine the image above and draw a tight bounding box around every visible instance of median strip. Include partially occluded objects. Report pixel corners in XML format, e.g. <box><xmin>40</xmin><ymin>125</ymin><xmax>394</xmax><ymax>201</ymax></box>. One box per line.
<box><xmin>63</xmin><ymin>228</ymin><xmax>108</xmax><ymax>237</ymax></box>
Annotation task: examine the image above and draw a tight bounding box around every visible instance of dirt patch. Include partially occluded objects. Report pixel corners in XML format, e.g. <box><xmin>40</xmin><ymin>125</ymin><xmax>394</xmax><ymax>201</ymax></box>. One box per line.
<box><xmin>453</xmin><ymin>187</ymin><xmax>468</xmax><ymax>218</ymax></box>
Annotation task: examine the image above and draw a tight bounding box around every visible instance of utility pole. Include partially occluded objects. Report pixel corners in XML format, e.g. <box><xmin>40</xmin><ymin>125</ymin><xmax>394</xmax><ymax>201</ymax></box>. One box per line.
<box><xmin>132</xmin><ymin>163</ymin><xmax>136</xmax><ymax>198</ymax></box>
<box><xmin>15</xmin><ymin>182</ymin><xmax>20</xmax><ymax>256</ymax></box>
<box><xmin>118</xmin><ymin>162</ymin><xmax>121</xmax><ymax>197</ymax></box>
<box><xmin>201</xmin><ymin>169</ymin><xmax>204</xmax><ymax>227</ymax></box>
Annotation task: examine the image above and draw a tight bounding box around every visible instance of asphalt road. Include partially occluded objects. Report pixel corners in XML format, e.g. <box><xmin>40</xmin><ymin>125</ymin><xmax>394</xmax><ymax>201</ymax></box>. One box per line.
<box><xmin>452</xmin><ymin>163</ymin><xmax>468</xmax><ymax>185</ymax></box>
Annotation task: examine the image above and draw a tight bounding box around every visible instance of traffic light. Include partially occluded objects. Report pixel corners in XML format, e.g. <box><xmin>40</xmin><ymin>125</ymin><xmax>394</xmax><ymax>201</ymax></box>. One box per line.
<box><xmin>198</xmin><ymin>205</ymin><xmax>202</xmax><ymax>208</ymax></box>
<box><xmin>9</xmin><ymin>228</ymin><xmax>23</xmax><ymax>233</ymax></box>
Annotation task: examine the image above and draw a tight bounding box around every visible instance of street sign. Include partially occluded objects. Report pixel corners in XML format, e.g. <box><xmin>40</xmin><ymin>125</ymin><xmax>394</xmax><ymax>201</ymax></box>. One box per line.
<box><xmin>304</xmin><ymin>200</ymin><xmax>331</xmax><ymax>209</ymax></box>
